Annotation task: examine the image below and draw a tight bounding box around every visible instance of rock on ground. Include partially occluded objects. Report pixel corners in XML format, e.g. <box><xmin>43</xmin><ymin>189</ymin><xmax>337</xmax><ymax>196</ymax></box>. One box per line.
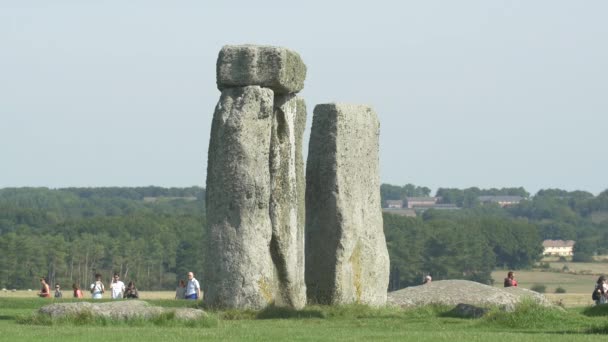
<box><xmin>387</xmin><ymin>280</ymin><xmax>556</xmax><ymax>312</ymax></box>
<box><xmin>216</xmin><ymin>45</ymin><xmax>306</xmax><ymax>95</ymax></box>
<box><xmin>38</xmin><ymin>300</ymin><xmax>205</xmax><ymax>320</ymax></box>
<box><xmin>269</xmin><ymin>94</ymin><xmax>307</xmax><ymax>309</ymax></box>
<box><xmin>205</xmin><ymin>85</ymin><xmax>278</xmax><ymax>309</ymax></box>
<box><xmin>305</xmin><ymin>103</ymin><xmax>390</xmax><ymax>306</ymax></box>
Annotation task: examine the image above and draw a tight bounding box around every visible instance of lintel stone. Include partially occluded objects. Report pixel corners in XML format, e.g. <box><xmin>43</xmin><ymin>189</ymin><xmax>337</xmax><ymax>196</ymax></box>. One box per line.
<box><xmin>217</xmin><ymin>45</ymin><xmax>306</xmax><ymax>95</ymax></box>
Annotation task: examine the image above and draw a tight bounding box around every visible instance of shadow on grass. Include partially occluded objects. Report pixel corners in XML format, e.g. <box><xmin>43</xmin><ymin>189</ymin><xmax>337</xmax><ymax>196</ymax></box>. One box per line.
<box><xmin>0</xmin><ymin>315</ymin><xmax>15</xmax><ymax>321</ymax></box>
<box><xmin>581</xmin><ymin>304</ymin><xmax>608</xmax><ymax>317</ymax></box>
<box><xmin>256</xmin><ymin>306</ymin><xmax>325</xmax><ymax>319</ymax></box>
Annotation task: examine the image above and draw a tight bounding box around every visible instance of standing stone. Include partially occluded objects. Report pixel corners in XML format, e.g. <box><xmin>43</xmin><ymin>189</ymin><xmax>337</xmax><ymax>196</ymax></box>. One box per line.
<box><xmin>217</xmin><ymin>45</ymin><xmax>307</xmax><ymax>95</ymax></box>
<box><xmin>305</xmin><ymin>103</ymin><xmax>390</xmax><ymax>306</ymax></box>
<box><xmin>205</xmin><ymin>85</ymin><xmax>278</xmax><ymax>309</ymax></box>
<box><xmin>269</xmin><ymin>94</ymin><xmax>307</xmax><ymax>309</ymax></box>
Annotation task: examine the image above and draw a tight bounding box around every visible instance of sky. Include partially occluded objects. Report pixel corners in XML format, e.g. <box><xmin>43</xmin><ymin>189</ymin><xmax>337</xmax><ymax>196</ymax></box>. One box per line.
<box><xmin>1</xmin><ymin>0</ymin><xmax>607</xmax><ymax>195</ymax></box>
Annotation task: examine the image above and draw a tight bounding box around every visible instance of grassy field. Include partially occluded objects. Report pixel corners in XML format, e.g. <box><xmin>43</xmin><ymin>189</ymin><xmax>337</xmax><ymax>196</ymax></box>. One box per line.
<box><xmin>2</xmin><ymin>297</ymin><xmax>608</xmax><ymax>341</ymax></box>
<box><xmin>491</xmin><ymin>269</ymin><xmax>599</xmax><ymax>307</ymax></box>
<box><xmin>491</xmin><ymin>270</ymin><xmax>597</xmax><ymax>293</ymax></box>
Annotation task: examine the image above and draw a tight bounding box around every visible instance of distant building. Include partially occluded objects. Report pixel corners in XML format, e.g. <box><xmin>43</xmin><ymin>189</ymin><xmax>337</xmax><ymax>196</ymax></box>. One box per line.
<box><xmin>542</xmin><ymin>240</ymin><xmax>575</xmax><ymax>256</ymax></box>
<box><xmin>385</xmin><ymin>200</ymin><xmax>403</xmax><ymax>209</ymax></box>
<box><xmin>477</xmin><ymin>195</ymin><xmax>523</xmax><ymax>207</ymax></box>
<box><xmin>406</xmin><ymin>197</ymin><xmax>438</xmax><ymax>209</ymax></box>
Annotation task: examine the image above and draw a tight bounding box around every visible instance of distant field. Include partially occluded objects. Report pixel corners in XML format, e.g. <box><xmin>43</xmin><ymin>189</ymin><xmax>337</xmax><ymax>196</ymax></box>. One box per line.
<box><xmin>545</xmin><ymin>261</ymin><xmax>608</xmax><ymax>274</ymax></box>
<box><xmin>491</xmin><ymin>269</ymin><xmax>600</xmax><ymax>307</ymax></box>
<box><xmin>492</xmin><ymin>270</ymin><xmax>596</xmax><ymax>293</ymax></box>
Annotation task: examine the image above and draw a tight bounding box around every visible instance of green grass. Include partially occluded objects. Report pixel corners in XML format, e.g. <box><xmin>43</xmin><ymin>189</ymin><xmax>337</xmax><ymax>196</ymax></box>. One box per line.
<box><xmin>3</xmin><ymin>298</ymin><xmax>608</xmax><ymax>341</ymax></box>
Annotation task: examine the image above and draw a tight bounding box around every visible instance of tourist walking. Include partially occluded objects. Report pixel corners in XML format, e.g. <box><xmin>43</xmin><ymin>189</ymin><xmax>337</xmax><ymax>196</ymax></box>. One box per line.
<box><xmin>90</xmin><ymin>273</ymin><xmax>105</xmax><ymax>299</ymax></box>
<box><xmin>110</xmin><ymin>273</ymin><xmax>125</xmax><ymax>299</ymax></box>
<box><xmin>185</xmin><ymin>272</ymin><xmax>201</xmax><ymax>300</ymax></box>
<box><xmin>38</xmin><ymin>277</ymin><xmax>50</xmax><ymax>298</ymax></box>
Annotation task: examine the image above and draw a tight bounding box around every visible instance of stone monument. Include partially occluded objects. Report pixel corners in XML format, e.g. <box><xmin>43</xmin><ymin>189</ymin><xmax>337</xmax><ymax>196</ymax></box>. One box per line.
<box><xmin>205</xmin><ymin>45</ymin><xmax>307</xmax><ymax>309</ymax></box>
<box><xmin>305</xmin><ymin>103</ymin><xmax>390</xmax><ymax>306</ymax></box>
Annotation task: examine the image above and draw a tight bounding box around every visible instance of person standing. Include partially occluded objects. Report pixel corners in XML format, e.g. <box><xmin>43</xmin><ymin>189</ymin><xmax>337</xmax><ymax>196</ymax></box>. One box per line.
<box><xmin>123</xmin><ymin>281</ymin><xmax>139</xmax><ymax>299</ymax></box>
<box><xmin>90</xmin><ymin>273</ymin><xmax>105</xmax><ymax>299</ymax></box>
<box><xmin>38</xmin><ymin>277</ymin><xmax>50</xmax><ymax>298</ymax></box>
<box><xmin>110</xmin><ymin>273</ymin><xmax>125</xmax><ymax>300</ymax></box>
<box><xmin>54</xmin><ymin>284</ymin><xmax>63</xmax><ymax>298</ymax></box>
<box><xmin>185</xmin><ymin>272</ymin><xmax>201</xmax><ymax>300</ymax></box>
<box><xmin>504</xmin><ymin>271</ymin><xmax>518</xmax><ymax>287</ymax></box>
<box><xmin>175</xmin><ymin>279</ymin><xmax>186</xmax><ymax>299</ymax></box>
<box><xmin>72</xmin><ymin>283</ymin><xmax>83</xmax><ymax>298</ymax></box>
<box><xmin>594</xmin><ymin>275</ymin><xmax>608</xmax><ymax>305</ymax></box>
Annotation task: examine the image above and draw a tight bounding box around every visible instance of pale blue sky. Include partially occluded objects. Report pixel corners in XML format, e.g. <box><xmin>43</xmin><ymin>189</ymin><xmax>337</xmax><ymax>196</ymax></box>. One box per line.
<box><xmin>1</xmin><ymin>0</ymin><xmax>606</xmax><ymax>194</ymax></box>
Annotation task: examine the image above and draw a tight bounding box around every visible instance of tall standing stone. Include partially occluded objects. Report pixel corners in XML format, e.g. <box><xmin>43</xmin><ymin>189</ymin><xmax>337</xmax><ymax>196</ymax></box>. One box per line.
<box><xmin>205</xmin><ymin>86</ymin><xmax>277</xmax><ymax>309</ymax></box>
<box><xmin>206</xmin><ymin>45</ymin><xmax>308</xmax><ymax>309</ymax></box>
<box><xmin>305</xmin><ymin>103</ymin><xmax>390</xmax><ymax>306</ymax></box>
<box><xmin>269</xmin><ymin>94</ymin><xmax>307</xmax><ymax>309</ymax></box>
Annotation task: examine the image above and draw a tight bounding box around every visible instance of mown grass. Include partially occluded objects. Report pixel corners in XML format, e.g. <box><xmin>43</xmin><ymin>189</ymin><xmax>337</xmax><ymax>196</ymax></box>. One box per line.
<box><xmin>3</xmin><ymin>297</ymin><xmax>608</xmax><ymax>341</ymax></box>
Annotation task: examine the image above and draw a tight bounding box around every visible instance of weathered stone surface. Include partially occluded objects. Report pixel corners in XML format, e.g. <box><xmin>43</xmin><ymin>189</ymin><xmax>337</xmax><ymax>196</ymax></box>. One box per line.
<box><xmin>217</xmin><ymin>45</ymin><xmax>306</xmax><ymax>95</ymax></box>
<box><xmin>38</xmin><ymin>300</ymin><xmax>205</xmax><ymax>320</ymax></box>
<box><xmin>305</xmin><ymin>103</ymin><xmax>390</xmax><ymax>306</ymax></box>
<box><xmin>387</xmin><ymin>280</ymin><xmax>557</xmax><ymax>311</ymax></box>
<box><xmin>205</xmin><ymin>85</ymin><xmax>277</xmax><ymax>309</ymax></box>
<box><xmin>269</xmin><ymin>95</ymin><xmax>307</xmax><ymax>309</ymax></box>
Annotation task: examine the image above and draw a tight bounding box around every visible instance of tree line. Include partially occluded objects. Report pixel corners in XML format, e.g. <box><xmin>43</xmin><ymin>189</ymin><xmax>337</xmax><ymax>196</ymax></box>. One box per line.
<box><xmin>1</xmin><ymin>185</ymin><xmax>607</xmax><ymax>291</ymax></box>
<box><xmin>382</xmin><ymin>185</ymin><xmax>608</xmax><ymax>288</ymax></box>
<box><xmin>0</xmin><ymin>187</ymin><xmax>204</xmax><ymax>291</ymax></box>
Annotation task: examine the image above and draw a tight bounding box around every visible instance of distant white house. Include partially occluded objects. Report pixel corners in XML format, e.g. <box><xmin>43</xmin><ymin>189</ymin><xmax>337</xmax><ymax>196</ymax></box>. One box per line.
<box><xmin>542</xmin><ymin>239</ymin><xmax>575</xmax><ymax>256</ymax></box>
<box><xmin>385</xmin><ymin>200</ymin><xmax>403</xmax><ymax>209</ymax></box>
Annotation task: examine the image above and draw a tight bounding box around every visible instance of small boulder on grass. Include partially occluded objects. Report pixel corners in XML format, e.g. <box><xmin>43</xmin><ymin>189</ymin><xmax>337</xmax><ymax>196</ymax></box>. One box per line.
<box><xmin>38</xmin><ymin>300</ymin><xmax>205</xmax><ymax>320</ymax></box>
<box><xmin>388</xmin><ymin>280</ymin><xmax>556</xmax><ymax>312</ymax></box>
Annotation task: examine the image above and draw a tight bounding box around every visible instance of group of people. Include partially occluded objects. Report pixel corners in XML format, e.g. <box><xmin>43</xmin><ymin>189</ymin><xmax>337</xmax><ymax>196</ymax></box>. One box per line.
<box><xmin>38</xmin><ymin>273</ymin><xmax>138</xmax><ymax>299</ymax></box>
<box><xmin>39</xmin><ymin>271</ymin><xmax>202</xmax><ymax>300</ymax></box>
<box><xmin>88</xmin><ymin>273</ymin><xmax>139</xmax><ymax>299</ymax></box>
<box><xmin>37</xmin><ymin>270</ymin><xmax>608</xmax><ymax>305</ymax></box>
<box><xmin>174</xmin><ymin>272</ymin><xmax>201</xmax><ymax>300</ymax></box>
